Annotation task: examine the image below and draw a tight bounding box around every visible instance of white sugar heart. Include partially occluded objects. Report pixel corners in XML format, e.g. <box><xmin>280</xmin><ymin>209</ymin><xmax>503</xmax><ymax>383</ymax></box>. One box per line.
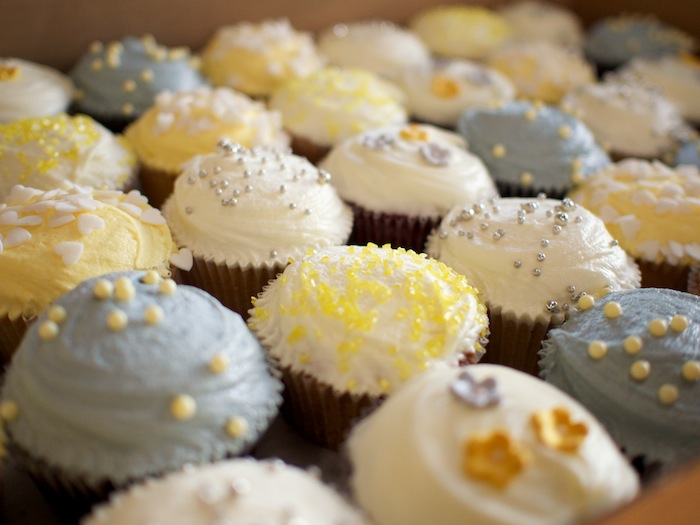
<box><xmin>55</xmin><ymin>202</ymin><xmax>81</xmax><ymax>213</ymax></box>
<box><xmin>7</xmin><ymin>185</ymin><xmax>41</xmax><ymax>205</ymax></box>
<box><xmin>15</xmin><ymin>215</ymin><xmax>43</xmax><ymax>226</ymax></box>
<box><xmin>140</xmin><ymin>208</ymin><xmax>166</xmax><ymax>225</ymax></box>
<box><xmin>687</xmin><ymin>244</ymin><xmax>700</xmax><ymax>261</ymax></box>
<box><xmin>169</xmin><ymin>248</ymin><xmax>193</xmax><ymax>271</ymax></box>
<box><xmin>3</xmin><ymin>228</ymin><xmax>32</xmax><ymax>249</ymax></box>
<box><xmin>77</xmin><ymin>214</ymin><xmax>105</xmax><ymax>235</ymax></box>
<box><xmin>54</xmin><ymin>241</ymin><xmax>84</xmax><ymax>266</ymax></box>
<box><xmin>125</xmin><ymin>190</ymin><xmax>149</xmax><ymax>207</ymax></box>
<box><xmin>48</xmin><ymin>214</ymin><xmax>76</xmax><ymax>228</ymax></box>
<box><xmin>118</xmin><ymin>202</ymin><xmax>143</xmax><ymax>217</ymax></box>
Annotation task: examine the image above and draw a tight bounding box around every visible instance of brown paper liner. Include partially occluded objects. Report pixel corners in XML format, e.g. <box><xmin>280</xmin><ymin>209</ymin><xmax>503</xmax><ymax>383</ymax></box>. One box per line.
<box><xmin>687</xmin><ymin>266</ymin><xmax>700</xmax><ymax>295</ymax></box>
<box><xmin>495</xmin><ymin>179</ymin><xmax>567</xmax><ymax>200</ymax></box>
<box><xmin>348</xmin><ymin>202</ymin><xmax>441</xmax><ymax>254</ymax></box>
<box><xmin>179</xmin><ymin>256</ymin><xmax>286</xmax><ymax>320</ymax></box>
<box><xmin>0</xmin><ymin>315</ymin><xmax>32</xmax><ymax>366</ymax></box>
<box><xmin>279</xmin><ymin>366</ymin><xmax>380</xmax><ymax>450</ymax></box>
<box><xmin>481</xmin><ymin>306</ymin><xmax>562</xmax><ymax>376</ymax></box>
<box><xmin>138</xmin><ymin>165</ymin><xmax>178</xmax><ymax>209</ymax></box>
<box><xmin>289</xmin><ymin>135</ymin><xmax>331</xmax><ymax>165</ymax></box>
<box><xmin>637</xmin><ymin>259</ymin><xmax>691</xmax><ymax>292</ymax></box>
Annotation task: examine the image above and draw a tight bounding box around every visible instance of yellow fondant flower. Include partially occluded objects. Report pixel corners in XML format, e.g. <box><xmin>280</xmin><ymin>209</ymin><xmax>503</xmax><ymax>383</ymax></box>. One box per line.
<box><xmin>400</xmin><ymin>124</ymin><xmax>429</xmax><ymax>141</ymax></box>
<box><xmin>463</xmin><ymin>429</ymin><xmax>532</xmax><ymax>489</ymax></box>
<box><xmin>431</xmin><ymin>75</ymin><xmax>460</xmax><ymax>99</ymax></box>
<box><xmin>531</xmin><ymin>407</ymin><xmax>588</xmax><ymax>453</ymax></box>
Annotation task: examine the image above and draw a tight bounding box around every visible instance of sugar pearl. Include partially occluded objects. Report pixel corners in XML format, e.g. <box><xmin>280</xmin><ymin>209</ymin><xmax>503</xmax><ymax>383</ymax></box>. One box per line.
<box><xmin>142</xmin><ymin>270</ymin><xmax>161</xmax><ymax>285</ymax></box>
<box><xmin>588</xmin><ymin>341</ymin><xmax>607</xmax><ymax>359</ymax></box>
<box><xmin>144</xmin><ymin>305</ymin><xmax>164</xmax><ymax>325</ymax></box>
<box><xmin>48</xmin><ymin>305</ymin><xmax>67</xmax><ymax>324</ymax></box>
<box><xmin>630</xmin><ymin>360</ymin><xmax>650</xmax><ymax>381</ymax></box>
<box><xmin>578</xmin><ymin>295</ymin><xmax>595</xmax><ymax>310</ymax></box>
<box><xmin>114</xmin><ymin>277</ymin><xmax>135</xmax><ymax>301</ymax></box>
<box><xmin>38</xmin><ymin>320</ymin><xmax>59</xmax><ymax>341</ymax></box>
<box><xmin>171</xmin><ymin>395</ymin><xmax>196</xmax><ymax>420</ymax></box>
<box><xmin>107</xmin><ymin>310</ymin><xmax>128</xmax><ymax>331</ymax></box>
<box><xmin>225</xmin><ymin>417</ymin><xmax>249</xmax><ymax>438</ymax></box>
<box><xmin>649</xmin><ymin>318</ymin><xmax>668</xmax><ymax>337</ymax></box>
<box><xmin>0</xmin><ymin>400</ymin><xmax>19</xmax><ymax>421</ymax></box>
<box><xmin>208</xmin><ymin>353</ymin><xmax>230</xmax><ymax>374</ymax></box>
<box><xmin>604</xmin><ymin>302</ymin><xmax>622</xmax><ymax>319</ymax></box>
<box><xmin>623</xmin><ymin>335</ymin><xmax>643</xmax><ymax>355</ymax></box>
<box><xmin>670</xmin><ymin>315</ymin><xmax>688</xmax><ymax>332</ymax></box>
<box><xmin>159</xmin><ymin>279</ymin><xmax>177</xmax><ymax>295</ymax></box>
<box><xmin>657</xmin><ymin>384</ymin><xmax>679</xmax><ymax>405</ymax></box>
<box><xmin>93</xmin><ymin>279</ymin><xmax>114</xmax><ymax>300</ymax></box>
<box><xmin>681</xmin><ymin>361</ymin><xmax>700</xmax><ymax>382</ymax></box>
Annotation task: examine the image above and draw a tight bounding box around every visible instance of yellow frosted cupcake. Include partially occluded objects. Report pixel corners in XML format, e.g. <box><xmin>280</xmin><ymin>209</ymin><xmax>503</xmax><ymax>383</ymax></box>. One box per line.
<box><xmin>0</xmin><ymin>183</ymin><xmax>176</xmax><ymax>363</ymax></box>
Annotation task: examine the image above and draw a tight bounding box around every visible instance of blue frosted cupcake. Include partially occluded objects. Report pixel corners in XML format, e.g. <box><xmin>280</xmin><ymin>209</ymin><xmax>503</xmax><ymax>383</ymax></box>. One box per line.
<box><xmin>0</xmin><ymin>271</ymin><xmax>281</xmax><ymax>507</ymax></box>
<box><xmin>457</xmin><ymin>101</ymin><xmax>610</xmax><ymax>198</ymax></box>
<box><xmin>540</xmin><ymin>288</ymin><xmax>700</xmax><ymax>480</ymax></box>
<box><xmin>672</xmin><ymin>138</ymin><xmax>700</xmax><ymax>169</ymax></box>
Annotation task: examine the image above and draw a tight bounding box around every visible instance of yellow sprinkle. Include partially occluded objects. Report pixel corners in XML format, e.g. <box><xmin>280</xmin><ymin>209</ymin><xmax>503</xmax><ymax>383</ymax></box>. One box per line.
<box><xmin>400</xmin><ymin>124</ymin><xmax>429</xmax><ymax>141</ymax></box>
<box><xmin>587</xmin><ymin>341</ymin><xmax>607</xmax><ymax>360</ymax></box>
<box><xmin>431</xmin><ymin>75</ymin><xmax>460</xmax><ymax>99</ymax></box>
<box><xmin>670</xmin><ymin>315</ymin><xmax>688</xmax><ymax>332</ymax></box>
<box><xmin>378</xmin><ymin>378</ymin><xmax>392</xmax><ymax>393</ymax></box>
<box><xmin>604</xmin><ymin>302</ymin><xmax>622</xmax><ymax>319</ymax></box>
<box><xmin>571</xmin><ymin>158</ymin><xmax>583</xmax><ymax>171</ymax></box>
<box><xmin>144</xmin><ymin>305</ymin><xmax>164</xmax><ymax>325</ymax></box>
<box><xmin>681</xmin><ymin>361</ymin><xmax>700</xmax><ymax>382</ymax></box>
<box><xmin>48</xmin><ymin>305</ymin><xmax>67</xmax><ymax>324</ymax></box>
<box><xmin>657</xmin><ymin>384</ymin><xmax>679</xmax><ymax>405</ymax></box>
<box><xmin>89</xmin><ymin>41</ymin><xmax>103</xmax><ymax>53</ymax></box>
<box><xmin>122</xmin><ymin>102</ymin><xmax>135</xmax><ymax>116</ymax></box>
<box><xmin>578</xmin><ymin>295</ymin><xmax>595</xmax><ymax>310</ymax></box>
<box><xmin>208</xmin><ymin>353</ymin><xmax>230</xmax><ymax>373</ymax></box>
<box><xmin>123</xmin><ymin>79</ymin><xmax>137</xmax><ymax>92</ymax></box>
<box><xmin>159</xmin><ymin>279</ymin><xmax>177</xmax><ymax>295</ymax></box>
<box><xmin>346</xmin><ymin>378</ymin><xmax>358</xmax><ymax>392</ymax></box>
<box><xmin>524</xmin><ymin>108</ymin><xmax>538</xmax><ymax>121</ymax></box>
<box><xmin>170</xmin><ymin>394</ymin><xmax>196</xmax><ymax>420</ymax></box>
<box><xmin>649</xmin><ymin>318</ymin><xmax>668</xmax><ymax>337</ymax></box>
<box><xmin>298</xmin><ymin>352</ymin><xmax>311</xmax><ymax>364</ymax></box>
<box><xmin>0</xmin><ymin>401</ymin><xmax>20</xmax><ymax>421</ymax></box>
<box><xmin>519</xmin><ymin>171</ymin><xmax>534</xmax><ymax>186</ymax></box>
<box><xmin>114</xmin><ymin>276</ymin><xmax>135</xmax><ymax>301</ymax></box>
<box><xmin>630</xmin><ymin>360</ymin><xmax>650</xmax><ymax>381</ymax></box>
<box><xmin>93</xmin><ymin>279</ymin><xmax>114</xmax><ymax>299</ymax></box>
<box><xmin>623</xmin><ymin>335</ymin><xmax>643</xmax><ymax>355</ymax></box>
<box><xmin>286</xmin><ymin>325</ymin><xmax>307</xmax><ymax>345</ymax></box>
<box><xmin>90</xmin><ymin>59</ymin><xmax>103</xmax><ymax>71</ymax></box>
<box><xmin>571</xmin><ymin>172</ymin><xmax>585</xmax><ymax>185</ymax></box>
<box><xmin>492</xmin><ymin>144</ymin><xmax>506</xmax><ymax>158</ymax></box>
<box><xmin>142</xmin><ymin>270</ymin><xmax>161</xmax><ymax>285</ymax></box>
<box><xmin>558</xmin><ymin>125</ymin><xmax>571</xmax><ymax>138</ymax></box>
<box><xmin>140</xmin><ymin>69</ymin><xmax>154</xmax><ymax>82</ymax></box>
<box><xmin>107</xmin><ymin>309</ymin><xmax>128</xmax><ymax>331</ymax></box>
<box><xmin>38</xmin><ymin>320</ymin><xmax>59</xmax><ymax>341</ymax></box>
<box><xmin>225</xmin><ymin>417</ymin><xmax>249</xmax><ymax>438</ymax></box>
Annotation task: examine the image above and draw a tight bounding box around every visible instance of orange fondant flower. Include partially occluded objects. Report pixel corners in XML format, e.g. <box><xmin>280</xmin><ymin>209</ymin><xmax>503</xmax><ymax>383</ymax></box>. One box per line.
<box><xmin>431</xmin><ymin>75</ymin><xmax>460</xmax><ymax>99</ymax></box>
<box><xmin>0</xmin><ymin>65</ymin><xmax>20</xmax><ymax>81</ymax></box>
<box><xmin>463</xmin><ymin>430</ymin><xmax>532</xmax><ymax>489</ymax></box>
<box><xmin>531</xmin><ymin>407</ymin><xmax>588</xmax><ymax>453</ymax></box>
<box><xmin>399</xmin><ymin>123</ymin><xmax>429</xmax><ymax>141</ymax></box>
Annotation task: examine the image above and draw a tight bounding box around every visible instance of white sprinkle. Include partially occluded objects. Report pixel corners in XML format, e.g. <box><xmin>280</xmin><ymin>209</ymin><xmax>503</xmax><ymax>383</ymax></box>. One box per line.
<box><xmin>140</xmin><ymin>208</ymin><xmax>166</xmax><ymax>225</ymax></box>
<box><xmin>597</xmin><ymin>205</ymin><xmax>619</xmax><ymax>222</ymax></box>
<box><xmin>685</xmin><ymin>243</ymin><xmax>700</xmax><ymax>260</ymax></box>
<box><xmin>55</xmin><ymin>202</ymin><xmax>81</xmax><ymax>213</ymax></box>
<box><xmin>614</xmin><ymin>214</ymin><xmax>641</xmax><ymax>240</ymax></box>
<box><xmin>169</xmin><ymin>248</ymin><xmax>193</xmax><ymax>271</ymax></box>
<box><xmin>54</xmin><ymin>241</ymin><xmax>84</xmax><ymax>265</ymax></box>
<box><xmin>630</xmin><ymin>189</ymin><xmax>657</xmax><ymax>207</ymax></box>
<box><xmin>48</xmin><ymin>214</ymin><xmax>76</xmax><ymax>228</ymax></box>
<box><xmin>15</xmin><ymin>215</ymin><xmax>43</xmax><ymax>226</ymax></box>
<box><xmin>669</xmin><ymin>241</ymin><xmax>684</xmax><ymax>259</ymax></box>
<box><xmin>118</xmin><ymin>202</ymin><xmax>143</xmax><ymax>217</ymax></box>
<box><xmin>637</xmin><ymin>240</ymin><xmax>660</xmax><ymax>260</ymax></box>
<box><xmin>7</xmin><ymin>185</ymin><xmax>41</xmax><ymax>205</ymax></box>
<box><xmin>3</xmin><ymin>228</ymin><xmax>31</xmax><ymax>249</ymax></box>
<box><xmin>124</xmin><ymin>190</ymin><xmax>149</xmax><ymax>207</ymax></box>
<box><xmin>77</xmin><ymin>214</ymin><xmax>106</xmax><ymax>235</ymax></box>
<box><xmin>0</xmin><ymin>211</ymin><xmax>18</xmax><ymax>225</ymax></box>
<box><xmin>656</xmin><ymin>198</ymin><xmax>679</xmax><ymax>214</ymax></box>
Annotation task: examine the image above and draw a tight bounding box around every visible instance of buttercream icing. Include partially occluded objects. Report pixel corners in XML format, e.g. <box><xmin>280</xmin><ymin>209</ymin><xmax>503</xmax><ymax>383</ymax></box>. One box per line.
<box><xmin>347</xmin><ymin>365</ymin><xmax>639</xmax><ymax>525</ymax></box>
<box><xmin>249</xmin><ymin>244</ymin><xmax>489</xmax><ymax>397</ymax></box>
<box><xmin>498</xmin><ymin>1</ymin><xmax>584</xmax><ymax>48</ymax></box>
<box><xmin>0</xmin><ymin>272</ymin><xmax>282</xmax><ymax>486</ymax></box>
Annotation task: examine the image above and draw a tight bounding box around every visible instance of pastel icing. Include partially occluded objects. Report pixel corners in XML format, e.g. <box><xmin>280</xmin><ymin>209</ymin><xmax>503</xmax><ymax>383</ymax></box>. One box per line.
<box><xmin>568</xmin><ymin>159</ymin><xmax>700</xmax><ymax>266</ymax></box>
<box><xmin>409</xmin><ymin>5</ymin><xmax>511</xmax><ymax>60</ymax></box>
<box><xmin>540</xmin><ymin>288</ymin><xmax>700</xmax><ymax>474</ymax></box>
<box><xmin>83</xmin><ymin>458</ymin><xmax>369</xmax><ymax>525</ymax></box>
<box><xmin>268</xmin><ymin>67</ymin><xmax>407</xmax><ymax>148</ymax></box>
<box><xmin>426</xmin><ymin>196</ymin><xmax>641</xmax><ymax>321</ymax></box>
<box><xmin>498</xmin><ymin>0</ymin><xmax>584</xmax><ymax>48</ymax></box>
<box><xmin>0</xmin><ymin>58</ymin><xmax>74</xmax><ymax>122</ymax></box>
<box><xmin>457</xmin><ymin>101</ymin><xmax>610</xmax><ymax>194</ymax></box>
<box><xmin>0</xmin><ymin>184</ymin><xmax>173</xmax><ymax>320</ymax></box>
<box><xmin>201</xmin><ymin>18</ymin><xmax>324</xmax><ymax>97</ymax></box>
<box><xmin>318</xmin><ymin>123</ymin><xmax>497</xmax><ymax>217</ymax></box>
<box><xmin>0</xmin><ymin>272</ymin><xmax>282</xmax><ymax>486</ymax></box>
<box><xmin>124</xmin><ymin>87</ymin><xmax>290</xmax><ymax>173</ymax></box>
<box><xmin>584</xmin><ymin>15</ymin><xmax>697</xmax><ymax>69</ymax></box>
<box><xmin>317</xmin><ymin>20</ymin><xmax>431</xmax><ymax>79</ymax></box>
<box><xmin>248</xmin><ymin>244</ymin><xmax>490</xmax><ymax>397</ymax></box>
<box><xmin>673</xmin><ymin>139</ymin><xmax>700</xmax><ymax>169</ymax></box>
<box><xmin>562</xmin><ymin>80</ymin><xmax>689</xmax><ymax>158</ymax></box>
<box><xmin>0</xmin><ymin>114</ymin><xmax>136</xmax><ymax>201</ymax></box>
<box><xmin>70</xmin><ymin>35</ymin><xmax>207</xmax><ymax>118</ymax></box>
<box><xmin>161</xmin><ymin>142</ymin><xmax>352</xmax><ymax>267</ymax></box>
<box><xmin>347</xmin><ymin>365</ymin><xmax>639</xmax><ymax>525</ymax></box>
<box><xmin>487</xmin><ymin>42</ymin><xmax>595</xmax><ymax>104</ymax></box>
<box><xmin>395</xmin><ymin>59</ymin><xmax>516</xmax><ymax>127</ymax></box>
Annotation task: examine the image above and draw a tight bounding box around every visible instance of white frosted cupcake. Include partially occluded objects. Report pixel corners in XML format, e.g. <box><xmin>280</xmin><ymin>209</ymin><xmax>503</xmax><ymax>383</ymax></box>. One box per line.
<box><xmin>498</xmin><ymin>0</ymin><xmax>584</xmax><ymax>48</ymax></box>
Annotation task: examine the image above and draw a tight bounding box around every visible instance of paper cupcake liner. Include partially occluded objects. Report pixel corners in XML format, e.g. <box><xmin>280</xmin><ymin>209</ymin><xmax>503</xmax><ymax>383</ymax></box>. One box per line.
<box><xmin>138</xmin><ymin>165</ymin><xmax>178</xmax><ymax>209</ymax></box>
<box><xmin>179</xmin><ymin>256</ymin><xmax>286</xmax><ymax>320</ymax></box>
<box><xmin>279</xmin><ymin>366</ymin><xmax>381</xmax><ymax>450</ymax></box>
<box><xmin>687</xmin><ymin>266</ymin><xmax>700</xmax><ymax>295</ymax></box>
<box><xmin>495</xmin><ymin>179</ymin><xmax>567</xmax><ymax>200</ymax></box>
<box><xmin>0</xmin><ymin>315</ymin><xmax>32</xmax><ymax>366</ymax></box>
<box><xmin>637</xmin><ymin>259</ymin><xmax>691</xmax><ymax>291</ymax></box>
<box><xmin>289</xmin><ymin>135</ymin><xmax>331</xmax><ymax>165</ymax></box>
<box><xmin>481</xmin><ymin>306</ymin><xmax>562</xmax><ymax>376</ymax></box>
<box><xmin>348</xmin><ymin>202</ymin><xmax>441</xmax><ymax>253</ymax></box>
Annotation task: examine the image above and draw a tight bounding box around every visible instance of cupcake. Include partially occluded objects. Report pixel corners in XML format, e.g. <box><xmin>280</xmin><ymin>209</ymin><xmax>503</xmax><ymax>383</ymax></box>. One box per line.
<box><xmin>394</xmin><ymin>58</ymin><xmax>516</xmax><ymax>129</ymax></box>
<box><xmin>70</xmin><ymin>35</ymin><xmax>207</xmax><ymax>131</ymax></box>
<box><xmin>688</xmin><ymin>266</ymin><xmax>700</xmax><ymax>295</ymax></box>
<box><xmin>614</xmin><ymin>54</ymin><xmax>700</xmax><ymax>126</ymax></box>
<box><xmin>200</xmin><ymin>19</ymin><xmax>324</xmax><ymax>98</ymax></box>
<box><xmin>568</xmin><ymin>159</ymin><xmax>700</xmax><ymax>290</ymax></box>
<box><xmin>408</xmin><ymin>5</ymin><xmax>511</xmax><ymax>60</ymax></box>
<box><xmin>487</xmin><ymin>42</ymin><xmax>595</xmax><ymax>104</ymax></box>
<box><xmin>124</xmin><ymin>87</ymin><xmax>290</xmax><ymax>207</ymax></box>
<box><xmin>318</xmin><ymin>123</ymin><xmax>497</xmax><ymax>251</ymax></box>
<box><xmin>498</xmin><ymin>0</ymin><xmax>584</xmax><ymax>48</ymax></box>
<box><xmin>562</xmin><ymin>79</ymin><xmax>691</xmax><ymax>161</ymax></box>
<box><xmin>82</xmin><ymin>458</ymin><xmax>369</xmax><ymax>525</ymax></box>
<box><xmin>268</xmin><ymin>67</ymin><xmax>407</xmax><ymax>164</ymax></box>
<box><xmin>0</xmin><ymin>271</ymin><xmax>282</xmax><ymax>506</ymax></box>
<box><xmin>161</xmin><ymin>141</ymin><xmax>352</xmax><ymax>319</ymax></box>
<box><xmin>426</xmin><ymin>196</ymin><xmax>641</xmax><ymax>375</ymax></box>
<box><xmin>672</xmin><ymin>138</ymin><xmax>700</xmax><ymax>169</ymax></box>
<box><xmin>0</xmin><ymin>183</ymin><xmax>176</xmax><ymax>364</ymax></box>
<box><xmin>248</xmin><ymin>243</ymin><xmax>490</xmax><ymax>448</ymax></box>
<box><xmin>0</xmin><ymin>58</ymin><xmax>74</xmax><ymax>122</ymax></box>
<box><xmin>584</xmin><ymin>15</ymin><xmax>697</xmax><ymax>73</ymax></box>
<box><xmin>317</xmin><ymin>20</ymin><xmax>431</xmax><ymax>80</ymax></box>
<box><xmin>540</xmin><ymin>287</ymin><xmax>700</xmax><ymax>479</ymax></box>
<box><xmin>346</xmin><ymin>365</ymin><xmax>640</xmax><ymax>525</ymax></box>
<box><xmin>0</xmin><ymin>113</ymin><xmax>137</xmax><ymax>201</ymax></box>
<box><xmin>457</xmin><ymin>101</ymin><xmax>610</xmax><ymax>198</ymax></box>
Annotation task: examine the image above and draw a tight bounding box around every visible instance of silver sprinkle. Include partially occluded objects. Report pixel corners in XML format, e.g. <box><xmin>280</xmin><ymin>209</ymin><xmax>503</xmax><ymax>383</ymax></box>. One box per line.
<box><xmin>492</xmin><ymin>206</ymin><xmax>500</xmax><ymax>214</ymax></box>
<box><xmin>221</xmin><ymin>198</ymin><xmax>230</xmax><ymax>206</ymax></box>
<box><xmin>279</xmin><ymin>184</ymin><xmax>286</xmax><ymax>194</ymax></box>
<box><xmin>533</xmin><ymin>268</ymin><xmax>541</xmax><ymax>276</ymax></box>
<box><xmin>289</xmin><ymin>203</ymin><xmax>297</xmax><ymax>210</ymax></box>
<box><xmin>244</xmin><ymin>184</ymin><xmax>253</xmax><ymax>193</ymax></box>
<box><xmin>304</xmin><ymin>208</ymin><xmax>312</xmax><ymax>215</ymax></box>
<box><xmin>300</xmin><ymin>169</ymin><xmax>307</xmax><ymax>176</ymax></box>
<box><xmin>257</xmin><ymin>169</ymin><xmax>265</xmax><ymax>176</ymax></box>
<box><xmin>546</xmin><ymin>300</ymin><xmax>559</xmax><ymax>313</ymax></box>
<box><xmin>574</xmin><ymin>215</ymin><xmax>583</xmax><ymax>223</ymax></box>
<box><xmin>546</xmin><ymin>210</ymin><xmax>553</xmax><ymax>218</ymax></box>
<box><xmin>489</xmin><ymin>196</ymin><xmax>498</xmax><ymax>205</ymax></box>
<box><xmin>562</xmin><ymin>303</ymin><xmax>570</xmax><ymax>311</ymax></box>
<box><xmin>317</xmin><ymin>170</ymin><xmax>331</xmax><ymax>184</ymax></box>
<box><xmin>466</xmin><ymin>231</ymin><xmax>474</xmax><ymax>239</ymax></box>
<box><xmin>459</xmin><ymin>208</ymin><xmax>475</xmax><ymax>221</ymax></box>
<box><xmin>541</xmin><ymin>239</ymin><xmax>549</xmax><ymax>247</ymax></box>
<box><xmin>215</xmin><ymin>188</ymin><xmax>223</xmax><ymax>195</ymax></box>
<box><xmin>221</xmin><ymin>180</ymin><xmax>229</xmax><ymax>188</ymax></box>
<box><xmin>496</xmin><ymin>228</ymin><xmax>505</xmax><ymax>236</ymax></box>
<box><xmin>484</xmin><ymin>212</ymin><xmax>491</xmax><ymax>219</ymax></box>
<box><xmin>610</xmin><ymin>239</ymin><xmax>619</xmax><ymax>247</ymax></box>
<box><xmin>236</xmin><ymin>157</ymin><xmax>245</xmax><ymax>164</ymax></box>
<box><xmin>232</xmin><ymin>188</ymin><xmax>241</xmax><ymax>197</ymax></box>
<box><xmin>270</xmin><ymin>250</ymin><xmax>278</xmax><ymax>258</ymax></box>
<box><xmin>537</xmin><ymin>192</ymin><xmax>547</xmax><ymax>200</ymax></box>
<box><xmin>474</xmin><ymin>202</ymin><xmax>486</xmax><ymax>213</ymax></box>
<box><xmin>567</xmin><ymin>285</ymin><xmax>576</xmax><ymax>293</ymax></box>
<box><xmin>214</xmin><ymin>166</ymin><xmax>222</xmax><ymax>174</ymax></box>
<box><xmin>537</xmin><ymin>252</ymin><xmax>546</xmax><ymax>261</ymax></box>
<box><xmin>199</xmin><ymin>169</ymin><xmax>208</xmax><ymax>178</ymax></box>
<box><xmin>492</xmin><ymin>232</ymin><xmax>501</xmax><ymax>240</ymax></box>
<box><xmin>209</xmin><ymin>180</ymin><xmax>218</xmax><ymax>188</ymax></box>
<box><xmin>514</xmin><ymin>259</ymin><xmax>522</xmax><ymax>268</ymax></box>
<box><xmin>561</xmin><ymin>198</ymin><xmax>576</xmax><ymax>210</ymax></box>
<box><xmin>480</xmin><ymin>222</ymin><xmax>489</xmax><ymax>230</ymax></box>
<box><xmin>292</xmin><ymin>174</ymin><xmax>299</xmax><ymax>181</ymax></box>
<box><xmin>523</xmin><ymin>202</ymin><xmax>539</xmax><ymax>213</ymax></box>
<box><xmin>243</xmin><ymin>170</ymin><xmax>252</xmax><ymax>178</ymax></box>
<box><xmin>555</xmin><ymin>212</ymin><xmax>568</xmax><ymax>225</ymax></box>
<box><xmin>230</xmin><ymin>198</ymin><xmax>238</xmax><ymax>206</ymax></box>
<box><xmin>260</xmin><ymin>157</ymin><xmax>268</xmax><ymax>164</ymax></box>
<box><xmin>553</xmin><ymin>225</ymin><xmax>562</xmax><ymax>234</ymax></box>
<box><xmin>517</xmin><ymin>216</ymin><xmax>525</xmax><ymax>224</ymax></box>
<box><xmin>185</xmin><ymin>207</ymin><xmax>193</xmax><ymax>214</ymax></box>
<box><xmin>187</xmin><ymin>176</ymin><xmax>195</xmax><ymax>184</ymax></box>
<box><xmin>279</xmin><ymin>163</ymin><xmax>287</xmax><ymax>171</ymax></box>
<box><xmin>449</xmin><ymin>220</ymin><xmax>457</xmax><ymax>227</ymax></box>
<box><xmin>439</xmin><ymin>230</ymin><xmax>448</xmax><ymax>239</ymax></box>
<box><xmin>458</xmin><ymin>230</ymin><xmax>466</xmax><ymax>236</ymax></box>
